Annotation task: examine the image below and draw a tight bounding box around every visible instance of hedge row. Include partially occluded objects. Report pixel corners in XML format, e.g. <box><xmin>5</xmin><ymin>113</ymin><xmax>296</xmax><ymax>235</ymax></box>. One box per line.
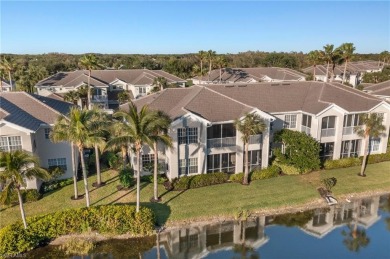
<box><xmin>40</xmin><ymin>178</ymin><xmax>73</xmax><ymax>194</ymax></box>
<box><xmin>324</xmin><ymin>152</ymin><xmax>390</xmax><ymax>170</ymax></box>
<box><xmin>0</xmin><ymin>205</ymin><xmax>155</xmax><ymax>257</ymax></box>
<box><xmin>229</xmin><ymin>165</ymin><xmax>281</xmax><ymax>183</ymax></box>
<box><xmin>172</xmin><ymin>172</ymin><xmax>229</xmax><ymax>190</ymax></box>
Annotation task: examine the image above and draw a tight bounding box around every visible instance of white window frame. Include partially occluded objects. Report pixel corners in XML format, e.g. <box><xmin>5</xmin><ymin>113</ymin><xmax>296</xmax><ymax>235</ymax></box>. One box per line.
<box><xmin>369</xmin><ymin>138</ymin><xmax>381</xmax><ymax>152</ymax></box>
<box><xmin>179</xmin><ymin>158</ymin><xmax>198</xmax><ymax>175</ymax></box>
<box><xmin>178</xmin><ymin>127</ymin><xmax>198</xmax><ymax>145</ymax></box>
<box><xmin>141</xmin><ymin>154</ymin><xmax>155</xmax><ymax>168</ymax></box>
<box><xmin>44</xmin><ymin>128</ymin><xmax>51</xmax><ymax>139</ymax></box>
<box><xmin>48</xmin><ymin>158</ymin><xmax>67</xmax><ymax>170</ymax></box>
<box><xmin>284</xmin><ymin>114</ymin><xmax>297</xmax><ymax>129</ymax></box>
<box><xmin>0</xmin><ymin>136</ymin><xmax>22</xmax><ymax>152</ymax></box>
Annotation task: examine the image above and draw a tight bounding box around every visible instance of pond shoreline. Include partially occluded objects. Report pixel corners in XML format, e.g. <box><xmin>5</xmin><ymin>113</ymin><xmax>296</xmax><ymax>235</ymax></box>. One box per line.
<box><xmin>49</xmin><ymin>189</ymin><xmax>390</xmax><ymax>246</ymax></box>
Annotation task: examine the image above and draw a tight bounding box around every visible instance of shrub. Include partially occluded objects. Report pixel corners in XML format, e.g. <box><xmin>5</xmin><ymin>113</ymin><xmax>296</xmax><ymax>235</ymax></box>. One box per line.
<box><xmin>47</xmin><ymin>166</ymin><xmax>65</xmax><ymax>180</ymax></box>
<box><xmin>251</xmin><ymin>165</ymin><xmax>281</xmax><ymax>180</ymax></box>
<box><xmin>101</xmin><ymin>152</ymin><xmax>120</xmax><ymax>169</ymax></box>
<box><xmin>366</xmin><ymin>152</ymin><xmax>390</xmax><ymax>164</ymax></box>
<box><xmin>0</xmin><ymin>205</ymin><xmax>155</xmax><ymax>257</ymax></box>
<box><xmin>323</xmin><ymin>157</ymin><xmax>360</xmax><ymax>169</ymax></box>
<box><xmin>273</xmin><ymin>161</ymin><xmax>301</xmax><ymax>175</ymax></box>
<box><xmin>119</xmin><ymin>167</ymin><xmax>135</xmax><ymax>188</ymax></box>
<box><xmin>40</xmin><ymin>178</ymin><xmax>73</xmax><ymax>194</ymax></box>
<box><xmin>172</xmin><ymin>172</ymin><xmax>229</xmax><ymax>190</ymax></box>
<box><xmin>1</xmin><ymin>189</ymin><xmax>42</xmax><ymax>205</ymax></box>
<box><xmin>229</xmin><ymin>173</ymin><xmax>244</xmax><ymax>183</ymax></box>
<box><xmin>273</xmin><ymin>129</ymin><xmax>321</xmax><ymax>173</ymax></box>
<box><xmin>321</xmin><ymin>177</ymin><xmax>337</xmax><ymax>192</ymax></box>
<box><xmin>141</xmin><ymin>174</ymin><xmax>166</xmax><ymax>184</ymax></box>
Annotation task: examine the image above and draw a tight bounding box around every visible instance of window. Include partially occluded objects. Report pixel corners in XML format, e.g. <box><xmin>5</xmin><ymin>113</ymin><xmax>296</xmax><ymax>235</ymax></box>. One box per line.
<box><xmin>284</xmin><ymin>114</ymin><xmax>297</xmax><ymax>129</ymax></box>
<box><xmin>178</xmin><ymin>127</ymin><xmax>198</xmax><ymax>145</ymax></box>
<box><xmin>48</xmin><ymin>158</ymin><xmax>67</xmax><ymax>170</ymax></box>
<box><xmin>207</xmin><ymin>123</ymin><xmax>236</xmax><ymax>139</ymax></box>
<box><xmin>0</xmin><ymin>136</ymin><xmax>22</xmax><ymax>151</ymax></box>
<box><xmin>340</xmin><ymin>140</ymin><xmax>360</xmax><ymax>158</ymax></box>
<box><xmin>369</xmin><ymin>138</ymin><xmax>381</xmax><ymax>152</ymax></box>
<box><xmin>139</xmin><ymin>87</ymin><xmax>146</xmax><ymax>94</ymax></box>
<box><xmin>321</xmin><ymin>116</ymin><xmax>336</xmax><ymax>137</ymax></box>
<box><xmin>207</xmin><ymin>152</ymin><xmax>236</xmax><ymax>173</ymax></box>
<box><xmin>44</xmin><ymin>128</ymin><xmax>51</xmax><ymax>139</ymax></box>
<box><xmin>142</xmin><ymin>154</ymin><xmax>155</xmax><ymax>168</ymax></box>
<box><xmin>179</xmin><ymin>158</ymin><xmax>198</xmax><ymax>175</ymax></box>
<box><xmin>320</xmin><ymin>142</ymin><xmax>334</xmax><ymax>160</ymax></box>
<box><xmin>247</xmin><ymin>150</ymin><xmax>261</xmax><ymax>171</ymax></box>
<box><xmin>302</xmin><ymin>114</ymin><xmax>312</xmax><ymax>128</ymax></box>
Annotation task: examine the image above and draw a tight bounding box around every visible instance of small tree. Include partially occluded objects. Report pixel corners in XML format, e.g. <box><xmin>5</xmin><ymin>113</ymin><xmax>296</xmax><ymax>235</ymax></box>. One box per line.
<box><xmin>273</xmin><ymin>129</ymin><xmax>321</xmax><ymax>174</ymax></box>
<box><xmin>0</xmin><ymin>151</ymin><xmax>50</xmax><ymax>229</ymax></box>
<box><xmin>118</xmin><ymin>91</ymin><xmax>132</xmax><ymax>104</ymax></box>
<box><xmin>321</xmin><ymin>177</ymin><xmax>337</xmax><ymax>193</ymax></box>
<box><xmin>354</xmin><ymin>113</ymin><xmax>386</xmax><ymax>177</ymax></box>
<box><xmin>234</xmin><ymin>113</ymin><xmax>266</xmax><ymax>185</ymax></box>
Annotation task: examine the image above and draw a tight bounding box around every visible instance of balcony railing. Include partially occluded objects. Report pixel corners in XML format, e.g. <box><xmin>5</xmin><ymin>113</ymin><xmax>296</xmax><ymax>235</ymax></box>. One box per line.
<box><xmin>321</xmin><ymin>128</ymin><xmax>335</xmax><ymax>137</ymax></box>
<box><xmin>207</xmin><ymin>137</ymin><xmax>236</xmax><ymax>148</ymax></box>
<box><xmin>301</xmin><ymin>125</ymin><xmax>311</xmax><ymax>135</ymax></box>
<box><xmin>249</xmin><ymin>134</ymin><xmax>262</xmax><ymax>145</ymax></box>
<box><xmin>92</xmin><ymin>95</ymin><xmax>108</xmax><ymax>102</ymax></box>
<box><xmin>342</xmin><ymin>127</ymin><xmax>354</xmax><ymax>135</ymax></box>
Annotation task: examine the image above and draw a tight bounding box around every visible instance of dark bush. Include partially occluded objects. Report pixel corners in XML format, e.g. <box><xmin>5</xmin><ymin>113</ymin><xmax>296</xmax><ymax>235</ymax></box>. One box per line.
<box><xmin>40</xmin><ymin>178</ymin><xmax>73</xmax><ymax>194</ymax></box>
<box><xmin>2</xmin><ymin>189</ymin><xmax>42</xmax><ymax>205</ymax></box>
<box><xmin>229</xmin><ymin>173</ymin><xmax>244</xmax><ymax>183</ymax></box>
<box><xmin>172</xmin><ymin>172</ymin><xmax>229</xmax><ymax>190</ymax></box>
<box><xmin>101</xmin><ymin>152</ymin><xmax>120</xmax><ymax>169</ymax></box>
<box><xmin>323</xmin><ymin>152</ymin><xmax>390</xmax><ymax>170</ymax></box>
<box><xmin>0</xmin><ymin>205</ymin><xmax>155</xmax><ymax>257</ymax></box>
<box><xmin>119</xmin><ymin>167</ymin><xmax>135</xmax><ymax>188</ymax></box>
<box><xmin>141</xmin><ymin>174</ymin><xmax>166</xmax><ymax>184</ymax></box>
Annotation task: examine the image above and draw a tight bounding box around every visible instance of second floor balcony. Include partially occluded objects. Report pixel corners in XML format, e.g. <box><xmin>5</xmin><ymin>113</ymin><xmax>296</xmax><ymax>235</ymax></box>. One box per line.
<box><xmin>249</xmin><ymin>134</ymin><xmax>262</xmax><ymax>145</ymax></box>
<box><xmin>342</xmin><ymin>126</ymin><xmax>354</xmax><ymax>135</ymax></box>
<box><xmin>301</xmin><ymin>125</ymin><xmax>311</xmax><ymax>135</ymax></box>
<box><xmin>321</xmin><ymin>128</ymin><xmax>335</xmax><ymax>138</ymax></box>
<box><xmin>207</xmin><ymin>137</ymin><xmax>236</xmax><ymax>148</ymax></box>
<box><xmin>92</xmin><ymin>95</ymin><xmax>108</xmax><ymax>102</ymax></box>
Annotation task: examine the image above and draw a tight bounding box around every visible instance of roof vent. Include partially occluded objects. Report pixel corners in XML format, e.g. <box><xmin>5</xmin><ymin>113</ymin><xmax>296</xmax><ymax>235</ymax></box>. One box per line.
<box><xmin>225</xmin><ymin>85</ymin><xmax>234</xmax><ymax>88</ymax></box>
<box><xmin>271</xmin><ymin>83</ymin><xmax>280</xmax><ymax>86</ymax></box>
<box><xmin>282</xmin><ymin>83</ymin><xmax>290</xmax><ymax>85</ymax></box>
<box><xmin>238</xmin><ymin>85</ymin><xmax>247</xmax><ymax>87</ymax></box>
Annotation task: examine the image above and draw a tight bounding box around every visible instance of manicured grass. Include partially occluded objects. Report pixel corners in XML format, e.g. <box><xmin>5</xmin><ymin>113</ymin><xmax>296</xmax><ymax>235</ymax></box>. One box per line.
<box><xmin>1</xmin><ymin>162</ymin><xmax>390</xmax><ymax>228</ymax></box>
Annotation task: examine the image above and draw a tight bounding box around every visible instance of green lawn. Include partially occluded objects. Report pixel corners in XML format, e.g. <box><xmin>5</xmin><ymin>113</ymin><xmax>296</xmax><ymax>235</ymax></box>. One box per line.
<box><xmin>1</xmin><ymin>162</ymin><xmax>389</xmax><ymax>228</ymax></box>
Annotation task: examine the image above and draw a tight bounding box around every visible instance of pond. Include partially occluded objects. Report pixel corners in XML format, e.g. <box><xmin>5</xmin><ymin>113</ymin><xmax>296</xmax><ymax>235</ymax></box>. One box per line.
<box><xmin>26</xmin><ymin>194</ymin><xmax>390</xmax><ymax>258</ymax></box>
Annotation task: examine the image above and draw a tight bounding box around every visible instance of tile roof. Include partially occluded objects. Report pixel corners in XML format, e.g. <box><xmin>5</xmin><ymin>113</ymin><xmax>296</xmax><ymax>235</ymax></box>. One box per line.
<box><xmin>0</xmin><ymin>92</ymin><xmax>74</xmax><ymax>131</ymax></box>
<box><xmin>36</xmin><ymin>69</ymin><xmax>185</xmax><ymax>88</ymax></box>
<box><xmin>125</xmin><ymin>82</ymin><xmax>384</xmax><ymax>122</ymax></box>
<box><xmin>365</xmin><ymin>80</ymin><xmax>390</xmax><ymax>96</ymax></box>
<box><xmin>193</xmin><ymin>67</ymin><xmax>306</xmax><ymax>83</ymax></box>
<box><xmin>303</xmin><ymin>61</ymin><xmax>383</xmax><ymax>75</ymax></box>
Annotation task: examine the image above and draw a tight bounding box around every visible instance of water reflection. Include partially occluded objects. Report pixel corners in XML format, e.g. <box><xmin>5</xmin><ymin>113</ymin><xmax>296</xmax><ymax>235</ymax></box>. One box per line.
<box><xmin>24</xmin><ymin>194</ymin><xmax>390</xmax><ymax>258</ymax></box>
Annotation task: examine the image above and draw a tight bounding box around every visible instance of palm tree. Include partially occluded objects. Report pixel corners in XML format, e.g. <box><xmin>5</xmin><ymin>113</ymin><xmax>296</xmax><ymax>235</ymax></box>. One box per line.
<box><xmin>215</xmin><ymin>55</ymin><xmax>227</xmax><ymax>83</ymax></box>
<box><xmin>152</xmin><ymin>77</ymin><xmax>168</xmax><ymax>92</ymax></box>
<box><xmin>207</xmin><ymin>50</ymin><xmax>217</xmax><ymax>81</ymax></box>
<box><xmin>79</xmin><ymin>54</ymin><xmax>102</xmax><ymax>109</ymax></box>
<box><xmin>0</xmin><ymin>151</ymin><xmax>50</xmax><ymax>229</ymax></box>
<box><xmin>307</xmin><ymin>50</ymin><xmax>322</xmax><ymax>81</ymax></box>
<box><xmin>0</xmin><ymin>57</ymin><xmax>16</xmax><ymax>91</ymax></box>
<box><xmin>107</xmin><ymin>120</ymin><xmax>129</xmax><ymax>168</ymax></box>
<box><xmin>63</xmin><ymin>90</ymin><xmax>80</xmax><ymax>105</ymax></box>
<box><xmin>51</xmin><ymin>107</ymin><xmax>103</xmax><ymax>207</ymax></box>
<box><xmin>234</xmin><ymin>113</ymin><xmax>266</xmax><ymax>185</ymax></box>
<box><xmin>321</xmin><ymin>44</ymin><xmax>340</xmax><ymax>82</ymax></box>
<box><xmin>338</xmin><ymin>43</ymin><xmax>356</xmax><ymax>85</ymax></box>
<box><xmin>379</xmin><ymin>51</ymin><xmax>389</xmax><ymax>67</ymax></box>
<box><xmin>89</xmin><ymin>109</ymin><xmax>110</xmax><ymax>187</ymax></box>
<box><xmin>108</xmin><ymin>102</ymin><xmax>158</xmax><ymax>212</ymax></box>
<box><xmin>342</xmin><ymin>223</ymin><xmax>370</xmax><ymax>252</ymax></box>
<box><xmin>149</xmin><ymin>111</ymin><xmax>172</xmax><ymax>202</ymax></box>
<box><xmin>354</xmin><ymin>113</ymin><xmax>386</xmax><ymax>177</ymax></box>
<box><xmin>198</xmin><ymin>50</ymin><xmax>208</xmax><ymax>78</ymax></box>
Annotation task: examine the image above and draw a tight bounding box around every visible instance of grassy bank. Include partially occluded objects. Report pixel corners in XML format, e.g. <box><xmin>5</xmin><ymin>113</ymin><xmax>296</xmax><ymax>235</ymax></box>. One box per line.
<box><xmin>1</xmin><ymin>161</ymin><xmax>390</xmax><ymax>228</ymax></box>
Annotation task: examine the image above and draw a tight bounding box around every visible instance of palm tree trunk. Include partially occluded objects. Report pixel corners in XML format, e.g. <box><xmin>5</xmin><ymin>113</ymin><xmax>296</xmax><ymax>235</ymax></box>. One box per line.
<box><xmin>313</xmin><ymin>64</ymin><xmax>316</xmax><ymax>81</ymax></box>
<box><xmin>200</xmin><ymin>60</ymin><xmax>203</xmax><ymax>79</ymax></box>
<box><xmin>8</xmin><ymin>71</ymin><xmax>13</xmax><ymax>91</ymax></box>
<box><xmin>79</xmin><ymin>146</ymin><xmax>90</xmax><ymax>207</ymax></box>
<box><xmin>121</xmin><ymin>145</ymin><xmax>127</xmax><ymax>168</ymax></box>
<box><xmin>208</xmin><ymin>60</ymin><xmax>212</xmax><ymax>81</ymax></box>
<box><xmin>342</xmin><ymin>59</ymin><xmax>348</xmax><ymax>85</ymax></box>
<box><xmin>360</xmin><ymin>136</ymin><xmax>369</xmax><ymax>176</ymax></box>
<box><xmin>136</xmin><ymin>149</ymin><xmax>141</xmax><ymax>212</ymax></box>
<box><xmin>156</xmin><ymin>231</ymin><xmax>161</xmax><ymax>259</ymax></box>
<box><xmin>153</xmin><ymin>142</ymin><xmax>158</xmax><ymax>201</ymax></box>
<box><xmin>243</xmin><ymin>142</ymin><xmax>249</xmax><ymax>185</ymax></box>
<box><xmin>219</xmin><ymin>67</ymin><xmax>222</xmax><ymax>83</ymax></box>
<box><xmin>71</xmin><ymin>143</ymin><xmax>79</xmax><ymax>199</ymax></box>
<box><xmin>95</xmin><ymin>145</ymin><xmax>101</xmax><ymax>185</ymax></box>
<box><xmin>87</xmin><ymin>70</ymin><xmax>91</xmax><ymax>110</ymax></box>
<box><xmin>17</xmin><ymin>188</ymin><xmax>28</xmax><ymax>229</ymax></box>
<box><xmin>0</xmin><ymin>77</ymin><xmax>3</xmax><ymax>92</ymax></box>
<box><xmin>325</xmin><ymin>61</ymin><xmax>330</xmax><ymax>82</ymax></box>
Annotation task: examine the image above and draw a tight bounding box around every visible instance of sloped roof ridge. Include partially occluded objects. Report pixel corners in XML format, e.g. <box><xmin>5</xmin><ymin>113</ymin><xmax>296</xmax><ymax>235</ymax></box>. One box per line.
<box><xmin>23</xmin><ymin>92</ymin><xmax>65</xmax><ymax>118</ymax></box>
<box><xmin>328</xmin><ymin>82</ymin><xmax>381</xmax><ymax>101</ymax></box>
<box><xmin>170</xmin><ymin>86</ymin><xmax>204</xmax><ymax>114</ymax></box>
<box><xmin>203</xmin><ymin>85</ymin><xmax>255</xmax><ymax>110</ymax></box>
<box><xmin>365</xmin><ymin>80</ymin><xmax>390</xmax><ymax>90</ymax></box>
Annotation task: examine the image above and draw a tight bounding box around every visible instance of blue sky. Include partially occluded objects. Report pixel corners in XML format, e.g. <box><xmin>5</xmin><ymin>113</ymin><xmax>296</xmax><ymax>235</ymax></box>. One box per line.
<box><xmin>1</xmin><ymin>1</ymin><xmax>389</xmax><ymax>54</ymax></box>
